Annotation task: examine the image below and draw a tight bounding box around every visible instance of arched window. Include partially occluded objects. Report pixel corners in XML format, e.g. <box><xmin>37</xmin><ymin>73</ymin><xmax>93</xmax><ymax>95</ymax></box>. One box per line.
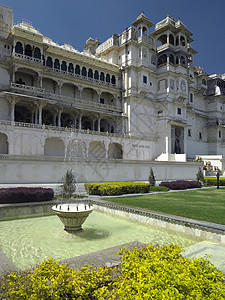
<box><xmin>68</xmin><ymin>63</ymin><xmax>74</xmax><ymax>73</ymax></box>
<box><xmin>157</xmin><ymin>54</ymin><xmax>167</xmax><ymax>66</ymax></box>
<box><xmin>169</xmin><ymin>54</ymin><xmax>174</xmax><ymax>64</ymax></box>
<box><xmin>94</xmin><ymin>70</ymin><xmax>99</xmax><ymax>80</ymax></box>
<box><xmin>82</xmin><ymin>66</ymin><xmax>87</xmax><ymax>77</ymax></box>
<box><xmin>61</xmin><ymin>61</ymin><xmax>67</xmax><ymax>71</ymax></box>
<box><xmin>176</xmin><ymin>37</ymin><xmax>179</xmax><ymax>46</ymax></box>
<box><xmin>34</xmin><ymin>47</ymin><xmax>41</xmax><ymax>59</ymax></box>
<box><xmin>180</xmin><ymin>56</ymin><xmax>186</xmax><ymax>65</ymax></box>
<box><xmin>169</xmin><ymin>34</ymin><xmax>174</xmax><ymax>45</ymax></box>
<box><xmin>180</xmin><ymin>36</ymin><xmax>185</xmax><ymax>46</ymax></box>
<box><xmin>88</xmin><ymin>68</ymin><xmax>93</xmax><ymax>78</ymax></box>
<box><xmin>25</xmin><ymin>44</ymin><xmax>32</xmax><ymax>57</ymax></box>
<box><xmin>75</xmin><ymin>65</ymin><xmax>80</xmax><ymax>75</ymax></box>
<box><xmin>176</xmin><ymin>56</ymin><xmax>179</xmax><ymax>64</ymax></box>
<box><xmin>100</xmin><ymin>72</ymin><xmax>105</xmax><ymax>81</ymax></box>
<box><xmin>46</xmin><ymin>56</ymin><xmax>53</xmax><ymax>67</ymax></box>
<box><xmin>111</xmin><ymin>75</ymin><xmax>116</xmax><ymax>84</ymax></box>
<box><xmin>54</xmin><ymin>59</ymin><xmax>60</xmax><ymax>69</ymax></box>
<box><xmin>106</xmin><ymin>74</ymin><xmax>110</xmax><ymax>83</ymax></box>
<box><xmin>202</xmin><ymin>78</ymin><xmax>206</xmax><ymax>85</ymax></box>
<box><xmin>158</xmin><ymin>34</ymin><xmax>167</xmax><ymax>45</ymax></box>
<box><xmin>15</xmin><ymin>42</ymin><xmax>23</xmax><ymax>54</ymax></box>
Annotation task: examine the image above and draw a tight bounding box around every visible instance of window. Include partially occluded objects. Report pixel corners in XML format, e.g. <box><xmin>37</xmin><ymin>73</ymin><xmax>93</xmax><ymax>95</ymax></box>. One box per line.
<box><xmin>111</xmin><ymin>75</ymin><xmax>116</xmax><ymax>84</ymax></box>
<box><xmin>202</xmin><ymin>78</ymin><xmax>206</xmax><ymax>85</ymax></box>
<box><xmin>88</xmin><ymin>68</ymin><xmax>93</xmax><ymax>78</ymax></box>
<box><xmin>150</xmin><ymin>82</ymin><xmax>152</xmax><ymax>86</ymax></box>
<box><xmin>143</xmin><ymin>76</ymin><xmax>147</xmax><ymax>84</ymax></box>
<box><xmin>61</xmin><ymin>61</ymin><xmax>67</xmax><ymax>71</ymax></box>
<box><xmin>199</xmin><ymin>132</ymin><xmax>202</xmax><ymax>140</ymax></box>
<box><xmin>68</xmin><ymin>63</ymin><xmax>74</xmax><ymax>73</ymax></box>
<box><xmin>100</xmin><ymin>72</ymin><xmax>105</xmax><ymax>81</ymax></box>
<box><xmin>106</xmin><ymin>74</ymin><xmax>110</xmax><ymax>83</ymax></box>
<box><xmin>219</xmin><ymin>131</ymin><xmax>221</xmax><ymax>138</ymax></box>
<box><xmin>82</xmin><ymin>67</ymin><xmax>87</xmax><ymax>77</ymax></box>
<box><xmin>94</xmin><ymin>70</ymin><xmax>99</xmax><ymax>80</ymax></box>
<box><xmin>188</xmin><ymin>129</ymin><xmax>191</xmax><ymax>137</ymax></box>
<box><xmin>54</xmin><ymin>59</ymin><xmax>60</xmax><ymax>69</ymax></box>
<box><xmin>190</xmin><ymin>93</ymin><xmax>193</xmax><ymax>103</ymax></box>
<box><xmin>100</xmin><ymin>98</ymin><xmax>104</xmax><ymax>104</ymax></box>
<box><xmin>177</xmin><ymin>108</ymin><xmax>182</xmax><ymax>115</ymax></box>
<box><xmin>46</xmin><ymin>56</ymin><xmax>53</xmax><ymax>68</ymax></box>
<box><xmin>34</xmin><ymin>47</ymin><xmax>41</xmax><ymax>59</ymax></box>
<box><xmin>75</xmin><ymin>65</ymin><xmax>80</xmax><ymax>75</ymax></box>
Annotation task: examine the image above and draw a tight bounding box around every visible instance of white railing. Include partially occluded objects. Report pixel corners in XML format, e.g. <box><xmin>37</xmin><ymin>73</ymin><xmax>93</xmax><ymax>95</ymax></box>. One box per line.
<box><xmin>11</xmin><ymin>82</ymin><xmax>45</xmax><ymax>93</ymax></box>
<box><xmin>138</xmin><ymin>35</ymin><xmax>156</xmax><ymax>48</ymax></box>
<box><xmin>0</xmin><ymin>120</ymin><xmax>127</xmax><ymax>138</ymax></box>
<box><xmin>13</xmin><ymin>52</ymin><xmax>43</xmax><ymax>64</ymax></box>
<box><xmin>10</xmin><ymin>83</ymin><xmax>122</xmax><ymax>113</ymax></box>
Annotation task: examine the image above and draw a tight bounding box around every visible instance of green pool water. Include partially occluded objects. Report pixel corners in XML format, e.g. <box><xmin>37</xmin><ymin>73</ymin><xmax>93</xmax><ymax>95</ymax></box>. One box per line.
<box><xmin>0</xmin><ymin>210</ymin><xmax>201</xmax><ymax>270</ymax></box>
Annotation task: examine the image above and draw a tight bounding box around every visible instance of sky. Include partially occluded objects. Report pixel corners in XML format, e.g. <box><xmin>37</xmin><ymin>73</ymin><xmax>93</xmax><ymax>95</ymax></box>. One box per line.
<box><xmin>1</xmin><ymin>0</ymin><xmax>225</xmax><ymax>75</ymax></box>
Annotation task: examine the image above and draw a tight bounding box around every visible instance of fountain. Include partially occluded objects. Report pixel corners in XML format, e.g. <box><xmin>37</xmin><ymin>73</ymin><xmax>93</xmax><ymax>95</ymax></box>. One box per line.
<box><xmin>52</xmin><ymin>203</ymin><xmax>93</xmax><ymax>233</ymax></box>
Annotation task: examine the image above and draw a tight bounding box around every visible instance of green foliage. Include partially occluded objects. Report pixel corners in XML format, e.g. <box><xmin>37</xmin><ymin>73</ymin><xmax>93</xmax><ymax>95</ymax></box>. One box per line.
<box><xmin>196</xmin><ymin>166</ymin><xmax>204</xmax><ymax>182</ymax></box>
<box><xmin>148</xmin><ymin>167</ymin><xmax>156</xmax><ymax>186</ymax></box>
<box><xmin>1</xmin><ymin>245</ymin><xmax>225</xmax><ymax>299</ymax></box>
<box><xmin>84</xmin><ymin>182</ymin><xmax>150</xmax><ymax>196</ymax></box>
<box><xmin>61</xmin><ymin>170</ymin><xmax>76</xmax><ymax>198</ymax></box>
<box><xmin>149</xmin><ymin>186</ymin><xmax>169</xmax><ymax>192</ymax></box>
<box><xmin>203</xmin><ymin>177</ymin><xmax>225</xmax><ymax>186</ymax></box>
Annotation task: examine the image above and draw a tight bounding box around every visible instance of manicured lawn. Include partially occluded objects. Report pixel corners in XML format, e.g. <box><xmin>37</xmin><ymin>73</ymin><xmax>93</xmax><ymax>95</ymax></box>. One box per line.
<box><xmin>102</xmin><ymin>188</ymin><xmax>225</xmax><ymax>225</ymax></box>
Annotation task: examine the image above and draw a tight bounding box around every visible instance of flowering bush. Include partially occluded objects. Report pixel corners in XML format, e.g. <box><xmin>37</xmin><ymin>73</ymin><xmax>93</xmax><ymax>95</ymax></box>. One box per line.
<box><xmin>159</xmin><ymin>180</ymin><xmax>201</xmax><ymax>190</ymax></box>
<box><xmin>0</xmin><ymin>187</ymin><xmax>54</xmax><ymax>204</ymax></box>
<box><xmin>1</xmin><ymin>245</ymin><xmax>225</xmax><ymax>299</ymax></box>
<box><xmin>195</xmin><ymin>156</ymin><xmax>202</xmax><ymax>161</ymax></box>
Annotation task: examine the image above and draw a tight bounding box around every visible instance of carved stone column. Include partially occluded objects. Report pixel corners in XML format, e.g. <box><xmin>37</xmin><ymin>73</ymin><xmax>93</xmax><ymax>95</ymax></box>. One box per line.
<box><xmin>57</xmin><ymin>108</ymin><xmax>63</xmax><ymax>127</ymax></box>
<box><xmin>78</xmin><ymin>86</ymin><xmax>83</xmax><ymax>99</ymax></box>
<box><xmin>78</xmin><ymin>112</ymin><xmax>83</xmax><ymax>130</ymax></box>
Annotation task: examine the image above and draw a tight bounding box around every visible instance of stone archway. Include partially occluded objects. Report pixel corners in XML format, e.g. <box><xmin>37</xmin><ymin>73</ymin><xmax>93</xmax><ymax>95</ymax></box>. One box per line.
<box><xmin>108</xmin><ymin>143</ymin><xmax>123</xmax><ymax>159</ymax></box>
<box><xmin>44</xmin><ymin>137</ymin><xmax>65</xmax><ymax>156</ymax></box>
<box><xmin>88</xmin><ymin>141</ymin><xmax>106</xmax><ymax>158</ymax></box>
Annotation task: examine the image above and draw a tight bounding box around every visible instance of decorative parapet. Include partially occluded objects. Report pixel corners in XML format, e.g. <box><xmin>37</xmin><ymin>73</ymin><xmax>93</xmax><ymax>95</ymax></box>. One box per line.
<box><xmin>0</xmin><ymin>120</ymin><xmax>128</xmax><ymax>139</ymax></box>
<box><xmin>12</xmin><ymin>52</ymin><xmax>43</xmax><ymax>64</ymax></box>
<box><xmin>11</xmin><ymin>82</ymin><xmax>45</xmax><ymax>94</ymax></box>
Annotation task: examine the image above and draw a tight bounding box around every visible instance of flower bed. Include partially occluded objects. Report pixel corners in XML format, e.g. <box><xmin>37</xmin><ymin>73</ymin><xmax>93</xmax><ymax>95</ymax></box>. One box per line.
<box><xmin>0</xmin><ymin>187</ymin><xmax>54</xmax><ymax>204</ymax></box>
<box><xmin>159</xmin><ymin>180</ymin><xmax>201</xmax><ymax>190</ymax></box>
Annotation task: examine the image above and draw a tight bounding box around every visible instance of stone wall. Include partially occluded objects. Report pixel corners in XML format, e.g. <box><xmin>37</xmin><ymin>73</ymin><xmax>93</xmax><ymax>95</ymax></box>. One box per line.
<box><xmin>0</xmin><ymin>156</ymin><xmax>201</xmax><ymax>183</ymax></box>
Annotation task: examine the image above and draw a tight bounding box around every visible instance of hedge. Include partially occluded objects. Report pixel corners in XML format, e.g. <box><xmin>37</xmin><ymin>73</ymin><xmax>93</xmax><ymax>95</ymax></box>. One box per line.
<box><xmin>0</xmin><ymin>187</ymin><xmax>54</xmax><ymax>204</ymax></box>
<box><xmin>1</xmin><ymin>244</ymin><xmax>224</xmax><ymax>299</ymax></box>
<box><xmin>159</xmin><ymin>180</ymin><xmax>201</xmax><ymax>190</ymax></box>
<box><xmin>203</xmin><ymin>177</ymin><xmax>225</xmax><ymax>186</ymax></box>
<box><xmin>84</xmin><ymin>182</ymin><xmax>152</xmax><ymax>196</ymax></box>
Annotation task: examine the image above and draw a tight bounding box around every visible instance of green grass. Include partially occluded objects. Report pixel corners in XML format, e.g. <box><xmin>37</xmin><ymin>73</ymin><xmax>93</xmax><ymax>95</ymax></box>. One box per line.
<box><xmin>102</xmin><ymin>188</ymin><xmax>225</xmax><ymax>225</ymax></box>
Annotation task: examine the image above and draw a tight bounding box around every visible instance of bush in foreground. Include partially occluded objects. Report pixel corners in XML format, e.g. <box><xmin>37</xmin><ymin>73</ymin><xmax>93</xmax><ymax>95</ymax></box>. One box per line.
<box><xmin>0</xmin><ymin>187</ymin><xmax>54</xmax><ymax>204</ymax></box>
<box><xmin>1</xmin><ymin>244</ymin><xmax>224</xmax><ymax>299</ymax></box>
<box><xmin>159</xmin><ymin>180</ymin><xmax>201</xmax><ymax>190</ymax></box>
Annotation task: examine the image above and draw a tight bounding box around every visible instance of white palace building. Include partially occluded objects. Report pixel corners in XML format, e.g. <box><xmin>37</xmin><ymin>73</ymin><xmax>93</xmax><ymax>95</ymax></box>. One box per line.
<box><xmin>0</xmin><ymin>4</ymin><xmax>224</xmax><ymax>183</ymax></box>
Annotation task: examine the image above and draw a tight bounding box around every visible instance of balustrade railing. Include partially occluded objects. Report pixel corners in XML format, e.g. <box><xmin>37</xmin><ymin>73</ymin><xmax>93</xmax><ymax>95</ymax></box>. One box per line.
<box><xmin>13</xmin><ymin>52</ymin><xmax>43</xmax><ymax>64</ymax></box>
<box><xmin>10</xmin><ymin>83</ymin><xmax>122</xmax><ymax>113</ymax></box>
<box><xmin>11</xmin><ymin>82</ymin><xmax>45</xmax><ymax>93</ymax></box>
<box><xmin>0</xmin><ymin>120</ymin><xmax>127</xmax><ymax>138</ymax></box>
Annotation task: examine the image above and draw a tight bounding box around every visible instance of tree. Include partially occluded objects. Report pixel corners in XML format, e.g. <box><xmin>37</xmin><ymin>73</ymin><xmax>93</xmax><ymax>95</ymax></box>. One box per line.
<box><xmin>196</xmin><ymin>167</ymin><xmax>204</xmax><ymax>183</ymax></box>
<box><xmin>61</xmin><ymin>170</ymin><xmax>76</xmax><ymax>198</ymax></box>
<box><xmin>148</xmin><ymin>168</ymin><xmax>155</xmax><ymax>186</ymax></box>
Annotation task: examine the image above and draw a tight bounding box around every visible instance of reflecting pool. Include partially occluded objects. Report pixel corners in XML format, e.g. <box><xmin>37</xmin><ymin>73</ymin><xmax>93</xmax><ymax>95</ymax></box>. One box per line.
<box><xmin>0</xmin><ymin>210</ymin><xmax>201</xmax><ymax>269</ymax></box>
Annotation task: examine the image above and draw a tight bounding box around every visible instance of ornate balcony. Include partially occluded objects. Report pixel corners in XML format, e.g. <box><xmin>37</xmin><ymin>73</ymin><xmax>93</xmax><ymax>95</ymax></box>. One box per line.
<box><xmin>12</xmin><ymin>52</ymin><xmax>43</xmax><ymax>64</ymax></box>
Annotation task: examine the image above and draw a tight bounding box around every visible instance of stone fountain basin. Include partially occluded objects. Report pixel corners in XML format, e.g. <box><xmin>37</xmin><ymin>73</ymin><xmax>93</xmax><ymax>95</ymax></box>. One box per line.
<box><xmin>52</xmin><ymin>203</ymin><xmax>94</xmax><ymax>233</ymax></box>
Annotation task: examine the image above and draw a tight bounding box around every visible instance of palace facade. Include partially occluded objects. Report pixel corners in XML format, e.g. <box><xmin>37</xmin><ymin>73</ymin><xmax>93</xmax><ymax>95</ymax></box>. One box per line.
<box><xmin>0</xmin><ymin>4</ymin><xmax>224</xmax><ymax>183</ymax></box>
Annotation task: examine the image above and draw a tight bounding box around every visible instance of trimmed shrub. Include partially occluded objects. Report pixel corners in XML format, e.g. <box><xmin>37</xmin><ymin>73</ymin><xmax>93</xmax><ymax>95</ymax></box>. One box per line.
<box><xmin>159</xmin><ymin>180</ymin><xmax>201</xmax><ymax>190</ymax></box>
<box><xmin>149</xmin><ymin>186</ymin><xmax>169</xmax><ymax>192</ymax></box>
<box><xmin>0</xmin><ymin>187</ymin><xmax>54</xmax><ymax>204</ymax></box>
<box><xmin>203</xmin><ymin>177</ymin><xmax>225</xmax><ymax>186</ymax></box>
<box><xmin>85</xmin><ymin>182</ymin><xmax>150</xmax><ymax>196</ymax></box>
<box><xmin>196</xmin><ymin>166</ymin><xmax>204</xmax><ymax>182</ymax></box>
<box><xmin>1</xmin><ymin>245</ymin><xmax>225</xmax><ymax>299</ymax></box>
